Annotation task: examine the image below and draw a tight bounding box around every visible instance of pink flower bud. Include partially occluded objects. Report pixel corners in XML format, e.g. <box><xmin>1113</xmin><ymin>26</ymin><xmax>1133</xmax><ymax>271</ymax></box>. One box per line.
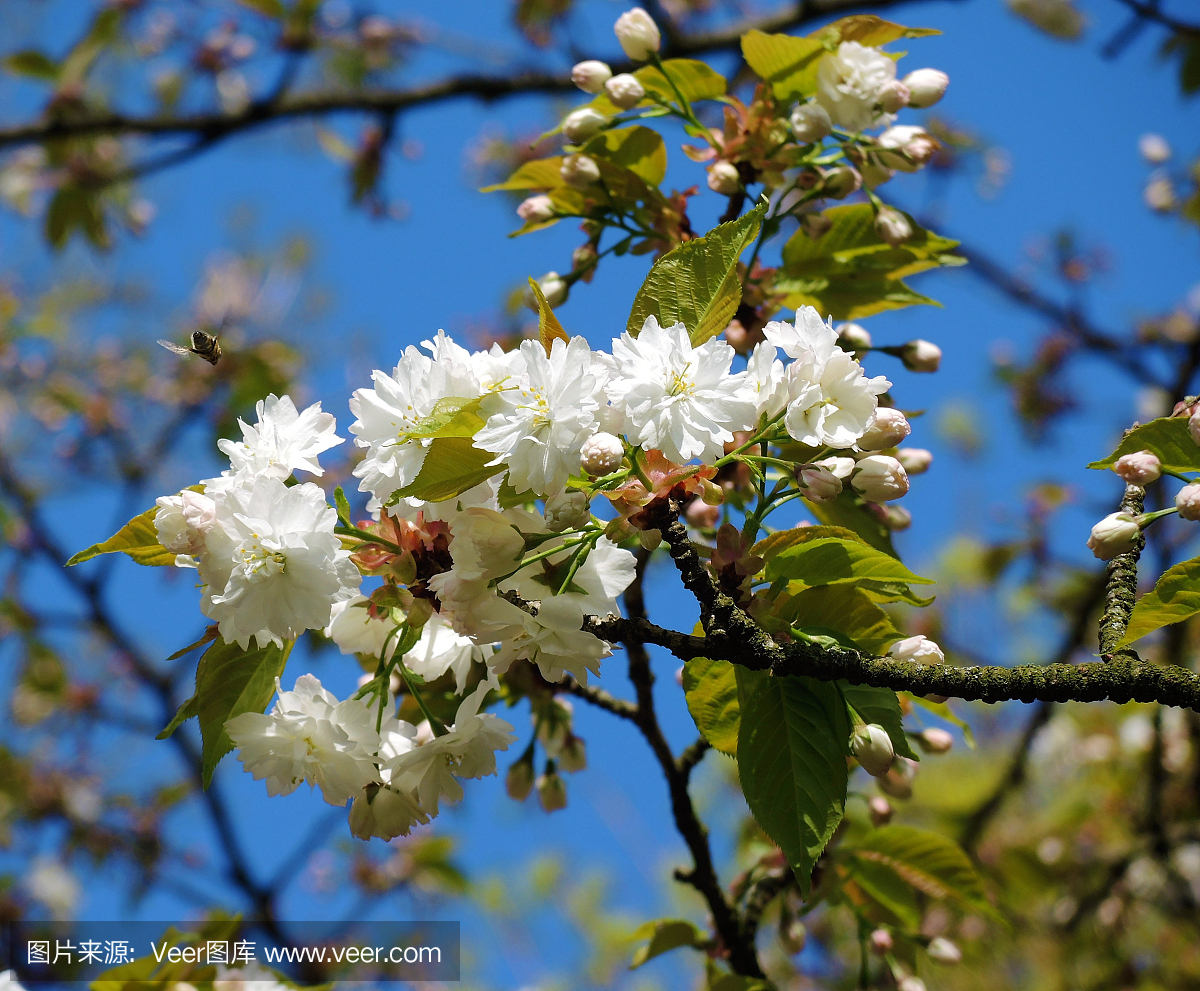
<box><xmin>1176</xmin><ymin>482</ymin><xmax>1200</xmax><ymax>521</ymax></box>
<box><xmin>879</xmin><ymin>758</ymin><xmax>915</xmax><ymax>799</ymax></box>
<box><xmin>868</xmin><ymin>795</ymin><xmax>893</xmax><ymax>826</ymax></box>
<box><xmin>1189</xmin><ymin>409</ymin><xmax>1200</xmax><ymax>446</ymax></box>
<box><xmin>707</xmin><ymin>161</ymin><xmax>741</xmax><ymax>196</ymax></box>
<box><xmin>604</xmin><ymin>72</ymin><xmax>645</xmax><ymax>110</ymax></box>
<box><xmin>869</xmin><ymin>929</ymin><xmax>894</xmax><ymax>954</ymax></box>
<box><xmin>877</xmin><ymin>79</ymin><xmax>911</xmax><ymax>113</ymax></box>
<box><xmin>571</xmin><ymin>59</ymin><xmax>612</xmax><ymax>94</ymax></box>
<box><xmin>902</xmin><ymin>339</ymin><xmax>942</xmax><ymax>372</ymax></box>
<box><xmin>795</xmin><ymin>464</ymin><xmax>842</xmax><ymax>503</ymax></box>
<box><xmin>517</xmin><ymin>194</ymin><xmax>555</xmax><ymax>223</ymax></box>
<box><xmin>881</xmin><ymin>504</ymin><xmax>912</xmax><ymax>531</ymax></box>
<box><xmin>1112</xmin><ymin>450</ymin><xmax>1162</xmax><ymax>484</ymax></box>
<box><xmin>889</xmin><ymin>635</ymin><xmax>944</xmax><ymax>663</ymax></box>
<box><xmin>875</xmin><ymin>206</ymin><xmax>912</xmax><ymax>246</ymax></box>
<box><xmin>876</xmin><ymin>126</ymin><xmax>938</xmax><ymax>172</ymax></box>
<box><xmin>896</xmin><ymin>448</ymin><xmax>933</xmax><ymax>475</ymax></box>
<box><xmin>613</xmin><ymin>8</ymin><xmax>661</xmax><ymax>60</ymax></box>
<box><xmin>1087</xmin><ymin>512</ymin><xmax>1140</xmax><ymax>560</ymax></box>
<box><xmin>859</xmin><ymin>407</ymin><xmax>911</xmax><ymax>451</ymax></box>
<box><xmin>685</xmin><ymin>497</ymin><xmax>721</xmax><ymax>528</ymax></box>
<box><xmin>560</xmin><ymin>153</ymin><xmax>600</xmax><ymax>189</ymax></box>
<box><xmin>916</xmin><ymin>727</ymin><xmax>953</xmax><ymax>754</ymax></box>
<box><xmin>902</xmin><ymin>68</ymin><xmax>949</xmax><ymax>108</ymax></box>
<box><xmin>852</xmin><ymin>455</ymin><xmax>909</xmax><ymax>502</ymax></box>
<box><xmin>581</xmin><ymin>432</ymin><xmax>624</xmax><ymax>476</ymax></box>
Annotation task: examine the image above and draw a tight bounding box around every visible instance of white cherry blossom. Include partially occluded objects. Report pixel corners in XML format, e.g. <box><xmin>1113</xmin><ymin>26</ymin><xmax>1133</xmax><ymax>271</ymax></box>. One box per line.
<box><xmin>217</xmin><ymin>394</ymin><xmax>343</xmax><ymax>479</ymax></box>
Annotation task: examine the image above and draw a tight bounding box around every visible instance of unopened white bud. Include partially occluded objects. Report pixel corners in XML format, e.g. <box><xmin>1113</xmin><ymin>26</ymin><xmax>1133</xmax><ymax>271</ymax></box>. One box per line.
<box><xmin>1189</xmin><ymin>409</ymin><xmax>1200</xmax><ymax>446</ymax></box>
<box><xmin>889</xmin><ymin>635</ymin><xmax>944</xmax><ymax>664</ymax></box>
<box><xmin>896</xmin><ymin>448</ymin><xmax>933</xmax><ymax>475</ymax></box>
<box><xmin>837</xmin><ymin>322</ymin><xmax>872</xmax><ymax>352</ymax></box>
<box><xmin>517</xmin><ymin>194</ymin><xmax>555</xmax><ymax>223</ymax></box>
<box><xmin>571</xmin><ymin>59</ymin><xmax>612</xmax><ymax>94</ymax></box>
<box><xmin>880</xmin><ymin>504</ymin><xmax>912</xmax><ymax>531</ymax></box>
<box><xmin>875</xmin><ymin>206</ymin><xmax>912</xmax><ymax>246</ymax></box>
<box><xmin>868</xmin><ymin>795</ymin><xmax>893</xmax><ymax>826</ymax></box>
<box><xmin>902</xmin><ymin>68</ymin><xmax>949</xmax><ymax>108</ymax></box>
<box><xmin>916</xmin><ymin>727</ymin><xmax>953</xmax><ymax>754</ymax></box>
<box><xmin>869</xmin><ymin>928</ymin><xmax>894</xmax><ymax>954</ymax></box>
<box><xmin>852</xmin><ymin>723</ymin><xmax>895</xmax><ymax>777</ymax></box>
<box><xmin>816</xmin><ymin>455</ymin><xmax>856</xmax><ymax>479</ymax></box>
<box><xmin>605</xmin><ymin>72</ymin><xmax>645</xmax><ymax>110</ymax></box>
<box><xmin>1112</xmin><ymin>450</ymin><xmax>1161</xmax><ymax>484</ymax></box>
<box><xmin>879</xmin><ymin>758</ymin><xmax>915</xmax><ymax>799</ymax></box>
<box><xmin>926</xmin><ymin>937</ymin><xmax>962</xmax><ymax>964</ymax></box>
<box><xmin>707</xmin><ymin>161</ymin><xmax>741</xmax><ymax>196</ymax></box>
<box><xmin>1176</xmin><ymin>483</ymin><xmax>1200</xmax><ymax>521</ymax></box>
<box><xmin>860</xmin><ymin>160</ymin><xmax>895</xmax><ymax>189</ymax></box>
<box><xmin>876</xmin><ymin>125</ymin><xmax>938</xmax><ymax>172</ymax></box>
<box><xmin>1145</xmin><ymin>176</ymin><xmax>1175</xmax><ymax>212</ymax></box>
<box><xmin>562</xmin><ymin>107</ymin><xmax>607</xmax><ymax>143</ymax></box>
<box><xmin>536</xmin><ymin>770</ymin><xmax>567</xmax><ymax>811</ymax></box>
<box><xmin>1087</xmin><ymin>512</ymin><xmax>1140</xmax><ymax>560</ymax></box>
<box><xmin>506</xmin><ymin>758</ymin><xmax>534</xmax><ymax>800</ymax></box>
<box><xmin>1138</xmin><ymin>133</ymin><xmax>1171</xmax><ymax>164</ymax></box>
<box><xmin>877</xmin><ymin>79</ymin><xmax>910</xmax><ymax>113</ymax></box>
<box><xmin>581</xmin><ymin>431</ymin><xmax>624</xmax><ymax>475</ymax></box>
<box><xmin>544</xmin><ymin>489</ymin><xmax>591</xmax><ymax>531</ymax></box>
<box><xmin>822</xmin><ymin>165</ymin><xmax>862</xmax><ymax>199</ymax></box>
<box><xmin>613</xmin><ymin>8</ymin><xmax>661</xmax><ymax>60</ymax></box>
<box><xmin>859</xmin><ymin>407</ymin><xmax>911</xmax><ymax>451</ymax></box>
<box><xmin>527</xmin><ymin>272</ymin><xmax>568</xmax><ymax>309</ymax></box>
<box><xmin>898</xmin><ymin>978</ymin><xmax>926</xmax><ymax>991</ymax></box>
<box><xmin>852</xmin><ymin>455</ymin><xmax>909</xmax><ymax>502</ymax></box>
<box><xmin>560</xmin><ymin>153</ymin><xmax>600</xmax><ymax>189</ymax></box>
<box><xmin>558</xmin><ymin>735</ymin><xmax>587</xmax><ymax>773</ymax></box>
<box><xmin>780</xmin><ymin>919</ymin><xmax>807</xmax><ymax>955</ymax></box>
<box><xmin>902</xmin><ymin>339</ymin><xmax>942</xmax><ymax>372</ymax></box>
<box><xmin>795</xmin><ymin>464</ymin><xmax>842</xmax><ymax>503</ymax></box>
<box><xmin>790</xmin><ymin>101</ymin><xmax>832</xmax><ymax>143</ymax></box>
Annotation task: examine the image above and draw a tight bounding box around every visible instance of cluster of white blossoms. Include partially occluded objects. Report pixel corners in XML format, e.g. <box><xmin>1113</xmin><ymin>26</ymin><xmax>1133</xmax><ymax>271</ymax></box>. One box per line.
<box><xmin>151</xmin><ymin>298</ymin><xmax>937</xmax><ymax>838</ymax></box>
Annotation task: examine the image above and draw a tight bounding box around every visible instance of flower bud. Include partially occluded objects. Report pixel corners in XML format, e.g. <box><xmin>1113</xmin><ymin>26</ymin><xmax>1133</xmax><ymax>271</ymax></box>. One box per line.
<box><xmin>1189</xmin><ymin>409</ymin><xmax>1200</xmax><ymax>446</ymax></box>
<box><xmin>896</xmin><ymin>447</ymin><xmax>933</xmax><ymax>475</ymax></box>
<box><xmin>562</xmin><ymin>107</ymin><xmax>607</xmax><ymax>143</ymax></box>
<box><xmin>817</xmin><ymin>455</ymin><xmax>856</xmax><ymax>479</ymax></box>
<box><xmin>613</xmin><ymin>8</ymin><xmax>661</xmax><ymax>60</ymax></box>
<box><xmin>859</xmin><ymin>407</ymin><xmax>911</xmax><ymax>451</ymax></box>
<box><xmin>852</xmin><ymin>723</ymin><xmax>895</xmax><ymax>777</ymax></box>
<box><xmin>837</xmin><ymin>322</ymin><xmax>872</xmax><ymax>352</ymax></box>
<box><xmin>915</xmin><ymin>727</ymin><xmax>953</xmax><ymax>754</ymax></box>
<box><xmin>528</xmin><ymin>272</ymin><xmax>568</xmax><ymax>308</ymax></box>
<box><xmin>707</xmin><ymin>161</ymin><xmax>741</xmax><ymax>196</ymax></box>
<box><xmin>560</xmin><ymin>153</ymin><xmax>600</xmax><ymax>189</ymax></box>
<box><xmin>877</xmin><ymin>79</ymin><xmax>911</xmax><ymax>113</ymax></box>
<box><xmin>536</xmin><ymin>768</ymin><xmax>568</xmax><ymax>811</ymax></box>
<box><xmin>879</xmin><ymin>758</ymin><xmax>915</xmax><ymax>799</ymax></box>
<box><xmin>674</xmin><ymin>665</ymin><xmax>684</xmax><ymax>687</ymax></box>
<box><xmin>1087</xmin><ymin>512</ymin><xmax>1140</xmax><ymax>560</ymax></box>
<box><xmin>880</xmin><ymin>504</ymin><xmax>912</xmax><ymax>531</ymax></box>
<box><xmin>790</xmin><ymin>101</ymin><xmax>832</xmax><ymax>143</ymax></box>
<box><xmin>926</xmin><ymin>937</ymin><xmax>962</xmax><ymax>964</ymax></box>
<box><xmin>1138</xmin><ymin>132</ymin><xmax>1171</xmax><ymax>164</ymax></box>
<box><xmin>868</xmin><ymin>795</ymin><xmax>893</xmax><ymax>826</ymax></box>
<box><xmin>822</xmin><ymin>165</ymin><xmax>862</xmax><ymax>200</ymax></box>
<box><xmin>699</xmin><ymin>477</ymin><xmax>724</xmax><ymax>505</ymax></box>
<box><xmin>1145</xmin><ymin>176</ymin><xmax>1175</xmax><ymax>212</ymax></box>
<box><xmin>581</xmin><ymin>432</ymin><xmax>624</xmax><ymax>476</ymax></box>
<box><xmin>1112</xmin><ymin>450</ymin><xmax>1161</xmax><ymax>484</ymax></box>
<box><xmin>852</xmin><ymin>455</ymin><xmax>909</xmax><ymax>502</ymax></box>
<box><xmin>407</xmin><ymin>595</ymin><xmax>434</xmax><ymax>629</ymax></box>
<box><xmin>571</xmin><ymin>59</ymin><xmax>612</xmax><ymax>94</ymax></box>
<box><xmin>876</xmin><ymin>126</ymin><xmax>938</xmax><ymax>172</ymax></box>
<box><xmin>869</xmin><ymin>928</ymin><xmax>894</xmax><ymax>954</ymax></box>
<box><xmin>860</xmin><ymin>160</ymin><xmax>895</xmax><ymax>189</ymax></box>
<box><xmin>898</xmin><ymin>978</ymin><xmax>926</xmax><ymax>991</ymax></box>
<box><xmin>638</xmin><ymin>527</ymin><xmax>662</xmax><ymax>551</ymax></box>
<box><xmin>780</xmin><ymin>919</ymin><xmax>807</xmax><ymax>955</ymax></box>
<box><xmin>901</xmin><ymin>339</ymin><xmax>942</xmax><ymax>372</ymax></box>
<box><xmin>685</xmin><ymin>497</ymin><xmax>721</xmax><ymax>528</ymax></box>
<box><xmin>544</xmin><ymin>489</ymin><xmax>591</xmax><ymax>531</ymax></box>
<box><xmin>1176</xmin><ymin>483</ymin><xmax>1200</xmax><ymax>521</ymax></box>
<box><xmin>517</xmin><ymin>194</ymin><xmax>555</xmax><ymax>224</ymax></box>
<box><xmin>795</xmin><ymin>464</ymin><xmax>842</xmax><ymax>503</ymax></box>
<box><xmin>506</xmin><ymin>757</ymin><xmax>535</xmax><ymax>800</ymax></box>
<box><xmin>605</xmin><ymin>72</ymin><xmax>646</xmax><ymax>110</ymax></box>
<box><xmin>558</xmin><ymin>734</ymin><xmax>587</xmax><ymax>773</ymax></box>
<box><xmin>605</xmin><ymin>516</ymin><xmax>636</xmax><ymax>543</ymax></box>
<box><xmin>875</xmin><ymin>206</ymin><xmax>912</xmax><ymax>246</ymax></box>
<box><xmin>888</xmin><ymin>635</ymin><xmax>944</xmax><ymax>664</ymax></box>
<box><xmin>903</xmin><ymin>68</ymin><xmax>949</xmax><ymax>108</ymax></box>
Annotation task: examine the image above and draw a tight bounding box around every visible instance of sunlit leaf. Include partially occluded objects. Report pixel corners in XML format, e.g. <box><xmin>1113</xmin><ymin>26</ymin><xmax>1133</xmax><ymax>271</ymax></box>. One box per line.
<box><xmin>1088</xmin><ymin>416</ymin><xmax>1200</xmax><ymax>474</ymax></box>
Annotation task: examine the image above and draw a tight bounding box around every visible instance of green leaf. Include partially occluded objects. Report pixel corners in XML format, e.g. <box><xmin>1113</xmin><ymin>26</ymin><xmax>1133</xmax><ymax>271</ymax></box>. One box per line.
<box><xmin>1087</xmin><ymin>416</ymin><xmax>1200</xmax><ymax>473</ymax></box>
<box><xmin>814</xmin><ymin>14</ymin><xmax>940</xmax><ymax>46</ymax></box>
<box><xmin>181</xmin><ymin>637</ymin><xmax>293</xmax><ymax>788</ymax></box>
<box><xmin>708</xmin><ymin>976</ymin><xmax>773</xmax><ymax>991</ymax></box>
<box><xmin>683</xmin><ymin>651</ymin><xmax>740</xmax><ymax>757</ymax></box>
<box><xmin>740</xmin><ymin>30</ymin><xmax>827</xmax><ymax>101</ymax></box>
<box><xmin>392</xmin><ymin>437</ymin><xmax>504</xmax><ymax>504</ymax></box>
<box><xmin>582</xmin><ymin>125</ymin><xmax>668</xmax><ymax>186</ymax></box>
<box><xmin>45</xmin><ymin>185</ymin><xmax>108</xmax><ymax>252</ymax></box>
<box><xmin>1118</xmin><ymin>556</ymin><xmax>1200</xmax><ymax>646</ymax></box>
<box><xmin>582</xmin><ymin>58</ymin><xmax>726</xmax><ymax>116</ymax></box>
<box><xmin>4</xmin><ymin>50</ymin><xmax>59</xmax><ymax>81</ymax></box>
<box><xmin>66</xmin><ymin>506</ymin><xmax>175</xmax><ymax>567</ymax></box>
<box><xmin>627</xmin><ymin>199</ymin><xmax>765</xmax><ymax>344</ymax></box>
<box><xmin>629</xmin><ymin>918</ymin><xmax>704</xmax><ymax>969</ymax></box>
<box><xmin>60</xmin><ymin>6</ymin><xmax>123</xmax><ymax>89</ymax></box>
<box><xmin>805</xmin><ymin>490</ymin><xmax>898</xmax><ymax>556</ymax></box>
<box><xmin>480</xmin><ymin>157</ymin><xmax>565</xmax><ymax>192</ymax></box>
<box><xmin>776</xmin><ymin>584</ymin><xmax>903</xmax><ymax>655</ymax></box>
<box><xmin>779</xmin><ymin>204</ymin><xmax>963</xmax><ymax>319</ymax></box>
<box><xmin>844</xmin><ymin>855</ymin><xmax>922</xmax><ymax>930</ymax></box>
<box><xmin>736</xmin><ymin>667</ymin><xmax>849</xmax><ymax>895</ymax></box>
<box><xmin>334</xmin><ymin>485</ymin><xmax>352</xmax><ymax>525</ymax></box>
<box><xmin>165</xmin><ymin>626</ymin><xmax>219</xmax><ymax>662</ymax></box>
<box><xmin>841</xmin><ymin>683</ymin><xmax>919</xmax><ymax>760</ymax></box>
<box><xmin>527</xmin><ymin>277</ymin><xmax>570</xmax><ymax>354</ymax></box>
<box><xmin>842</xmin><ymin>825</ymin><xmax>998</xmax><ymax>919</ymax></box>
<box><xmin>764</xmin><ymin>536</ymin><xmax>934</xmax><ymax>588</ymax></box>
<box><xmin>402</xmin><ymin>396</ymin><xmax>487</xmax><ymax>440</ymax></box>
<box><xmin>754</xmin><ymin>525</ymin><xmax>869</xmax><ymax>562</ymax></box>
<box><xmin>903</xmin><ymin>693</ymin><xmax>975</xmax><ymax>748</ymax></box>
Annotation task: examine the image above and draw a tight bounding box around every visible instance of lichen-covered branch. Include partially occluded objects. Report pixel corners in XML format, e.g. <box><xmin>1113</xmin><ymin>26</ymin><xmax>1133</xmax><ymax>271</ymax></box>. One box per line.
<box><xmin>1098</xmin><ymin>481</ymin><xmax>1146</xmax><ymax>659</ymax></box>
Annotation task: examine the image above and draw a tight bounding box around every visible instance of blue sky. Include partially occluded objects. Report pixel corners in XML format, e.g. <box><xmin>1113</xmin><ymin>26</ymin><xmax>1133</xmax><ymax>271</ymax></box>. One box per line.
<box><xmin>2</xmin><ymin>0</ymin><xmax>1199</xmax><ymax>987</ymax></box>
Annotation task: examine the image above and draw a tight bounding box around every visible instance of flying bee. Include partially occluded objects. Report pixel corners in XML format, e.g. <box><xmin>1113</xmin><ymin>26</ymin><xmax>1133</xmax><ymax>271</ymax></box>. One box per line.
<box><xmin>158</xmin><ymin>328</ymin><xmax>222</xmax><ymax>366</ymax></box>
